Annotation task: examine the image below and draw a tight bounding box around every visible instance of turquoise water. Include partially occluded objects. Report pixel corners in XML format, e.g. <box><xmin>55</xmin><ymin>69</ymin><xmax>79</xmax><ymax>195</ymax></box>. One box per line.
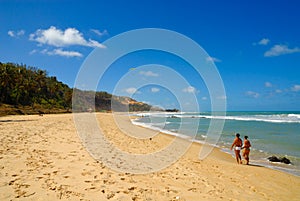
<box><xmin>133</xmin><ymin>111</ymin><xmax>300</xmax><ymax>176</ymax></box>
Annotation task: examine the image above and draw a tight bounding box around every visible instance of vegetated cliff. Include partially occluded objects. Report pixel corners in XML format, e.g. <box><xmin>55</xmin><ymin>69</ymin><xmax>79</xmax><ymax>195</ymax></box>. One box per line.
<box><xmin>0</xmin><ymin>62</ymin><xmax>161</xmax><ymax>116</ymax></box>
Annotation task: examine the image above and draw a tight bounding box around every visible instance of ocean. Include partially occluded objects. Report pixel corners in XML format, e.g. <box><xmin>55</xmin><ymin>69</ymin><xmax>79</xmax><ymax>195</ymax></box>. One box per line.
<box><xmin>132</xmin><ymin>111</ymin><xmax>300</xmax><ymax>176</ymax></box>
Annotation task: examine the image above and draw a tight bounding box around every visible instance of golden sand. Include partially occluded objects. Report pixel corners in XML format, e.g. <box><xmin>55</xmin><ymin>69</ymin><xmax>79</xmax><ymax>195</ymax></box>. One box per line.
<box><xmin>0</xmin><ymin>113</ymin><xmax>299</xmax><ymax>200</ymax></box>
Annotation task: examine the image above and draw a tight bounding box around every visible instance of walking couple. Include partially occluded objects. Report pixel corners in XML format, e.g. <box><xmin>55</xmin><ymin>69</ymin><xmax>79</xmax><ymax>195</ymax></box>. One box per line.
<box><xmin>231</xmin><ymin>133</ymin><xmax>251</xmax><ymax>165</ymax></box>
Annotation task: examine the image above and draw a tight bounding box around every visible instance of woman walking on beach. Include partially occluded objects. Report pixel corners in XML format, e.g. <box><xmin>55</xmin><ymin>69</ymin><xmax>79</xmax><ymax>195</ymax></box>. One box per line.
<box><xmin>231</xmin><ymin>133</ymin><xmax>243</xmax><ymax>164</ymax></box>
<box><xmin>242</xmin><ymin>136</ymin><xmax>251</xmax><ymax>165</ymax></box>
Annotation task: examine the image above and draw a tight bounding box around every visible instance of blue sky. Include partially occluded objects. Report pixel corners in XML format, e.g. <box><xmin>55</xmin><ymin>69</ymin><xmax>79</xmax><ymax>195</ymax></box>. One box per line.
<box><xmin>1</xmin><ymin>0</ymin><xmax>300</xmax><ymax>111</ymax></box>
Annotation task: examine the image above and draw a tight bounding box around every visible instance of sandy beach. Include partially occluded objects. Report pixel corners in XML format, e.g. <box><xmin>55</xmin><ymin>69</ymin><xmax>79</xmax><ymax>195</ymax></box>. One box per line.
<box><xmin>0</xmin><ymin>113</ymin><xmax>300</xmax><ymax>201</ymax></box>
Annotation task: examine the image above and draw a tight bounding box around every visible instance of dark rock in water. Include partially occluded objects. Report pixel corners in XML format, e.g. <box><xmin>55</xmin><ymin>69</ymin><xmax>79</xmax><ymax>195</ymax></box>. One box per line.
<box><xmin>268</xmin><ymin>156</ymin><xmax>291</xmax><ymax>164</ymax></box>
<box><xmin>165</xmin><ymin>109</ymin><xmax>179</xmax><ymax>112</ymax></box>
<box><xmin>279</xmin><ymin>157</ymin><xmax>291</xmax><ymax>164</ymax></box>
<box><xmin>268</xmin><ymin>156</ymin><xmax>280</xmax><ymax>162</ymax></box>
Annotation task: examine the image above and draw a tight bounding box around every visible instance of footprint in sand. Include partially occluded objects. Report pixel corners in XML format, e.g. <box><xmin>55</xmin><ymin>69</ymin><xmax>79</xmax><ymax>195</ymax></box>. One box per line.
<box><xmin>84</xmin><ymin>186</ymin><xmax>96</xmax><ymax>191</ymax></box>
<box><xmin>36</xmin><ymin>176</ymin><xmax>44</xmax><ymax>180</ymax></box>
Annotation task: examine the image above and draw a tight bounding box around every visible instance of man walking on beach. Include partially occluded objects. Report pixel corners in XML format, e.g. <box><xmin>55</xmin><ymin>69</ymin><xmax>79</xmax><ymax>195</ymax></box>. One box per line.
<box><xmin>242</xmin><ymin>136</ymin><xmax>251</xmax><ymax>165</ymax></box>
<box><xmin>231</xmin><ymin>133</ymin><xmax>243</xmax><ymax>164</ymax></box>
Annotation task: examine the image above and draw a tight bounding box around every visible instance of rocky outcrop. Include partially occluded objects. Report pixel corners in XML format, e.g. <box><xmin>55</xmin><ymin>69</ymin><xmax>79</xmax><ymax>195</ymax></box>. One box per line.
<box><xmin>268</xmin><ymin>156</ymin><xmax>291</xmax><ymax>164</ymax></box>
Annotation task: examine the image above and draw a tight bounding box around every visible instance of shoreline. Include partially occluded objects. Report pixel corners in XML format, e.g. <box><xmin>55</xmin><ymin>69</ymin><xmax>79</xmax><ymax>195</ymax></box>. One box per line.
<box><xmin>131</xmin><ymin>112</ymin><xmax>300</xmax><ymax>177</ymax></box>
<box><xmin>1</xmin><ymin>113</ymin><xmax>300</xmax><ymax>200</ymax></box>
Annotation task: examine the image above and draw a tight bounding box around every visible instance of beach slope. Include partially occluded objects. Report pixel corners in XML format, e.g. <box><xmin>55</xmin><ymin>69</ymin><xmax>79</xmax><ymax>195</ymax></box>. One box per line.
<box><xmin>0</xmin><ymin>113</ymin><xmax>299</xmax><ymax>200</ymax></box>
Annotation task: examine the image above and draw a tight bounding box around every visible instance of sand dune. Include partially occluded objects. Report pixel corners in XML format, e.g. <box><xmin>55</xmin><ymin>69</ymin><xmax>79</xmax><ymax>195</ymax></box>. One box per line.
<box><xmin>0</xmin><ymin>113</ymin><xmax>299</xmax><ymax>200</ymax></box>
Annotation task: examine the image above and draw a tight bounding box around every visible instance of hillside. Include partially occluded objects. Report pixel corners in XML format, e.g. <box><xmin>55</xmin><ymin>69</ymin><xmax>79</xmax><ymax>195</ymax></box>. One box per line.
<box><xmin>0</xmin><ymin>62</ymin><xmax>158</xmax><ymax>116</ymax></box>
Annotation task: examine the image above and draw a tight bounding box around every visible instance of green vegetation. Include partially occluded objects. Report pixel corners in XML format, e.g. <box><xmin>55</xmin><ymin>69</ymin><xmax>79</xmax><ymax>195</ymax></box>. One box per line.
<box><xmin>0</xmin><ymin>62</ymin><xmax>72</xmax><ymax>115</ymax></box>
<box><xmin>0</xmin><ymin>62</ymin><xmax>158</xmax><ymax>116</ymax></box>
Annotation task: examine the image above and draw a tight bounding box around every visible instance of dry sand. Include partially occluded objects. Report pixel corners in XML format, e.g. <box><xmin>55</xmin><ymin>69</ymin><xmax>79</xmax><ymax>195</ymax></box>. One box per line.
<box><xmin>0</xmin><ymin>113</ymin><xmax>300</xmax><ymax>201</ymax></box>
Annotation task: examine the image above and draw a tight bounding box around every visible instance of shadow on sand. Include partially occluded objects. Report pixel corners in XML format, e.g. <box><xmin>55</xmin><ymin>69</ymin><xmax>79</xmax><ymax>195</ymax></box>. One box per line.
<box><xmin>0</xmin><ymin>119</ymin><xmax>36</xmax><ymax>123</ymax></box>
<box><xmin>246</xmin><ymin>163</ymin><xmax>264</xmax><ymax>167</ymax></box>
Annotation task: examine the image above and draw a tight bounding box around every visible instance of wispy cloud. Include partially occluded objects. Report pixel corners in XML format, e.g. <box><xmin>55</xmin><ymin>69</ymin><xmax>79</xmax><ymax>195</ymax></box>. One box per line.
<box><xmin>29</xmin><ymin>49</ymin><xmax>37</xmax><ymax>55</ymax></box>
<box><xmin>151</xmin><ymin>88</ymin><xmax>160</xmax><ymax>93</ymax></box>
<box><xmin>264</xmin><ymin>44</ymin><xmax>300</xmax><ymax>57</ymax></box>
<box><xmin>206</xmin><ymin>56</ymin><xmax>221</xmax><ymax>63</ymax></box>
<box><xmin>139</xmin><ymin>71</ymin><xmax>159</xmax><ymax>77</ymax></box>
<box><xmin>265</xmin><ymin>82</ymin><xmax>272</xmax><ymax>87</ymax></box>
<box><xmin>257</xmin><ymin>38</ymin><xmax>270</xmax><ymax>45</ymax></box>
<box><xmin>29</xmin><ymin>26</ymin><xmax>105</xmax><ymax>48</ymax></box>
<box><xmin>46</xmin><ymin>48</ymin><xmax>83</xmax><ymax>57</ymax></box>
<box><xmin>8</xmin><ymin>31</ymin><xmax>14</xmax><ymax>37</ymax></box>
<box><xmin>30</xmin><ymin>48</ymin><xmax>82</xmax><ymax>57</ymax></box>
<box><xmin>246</xmin><ymin>91</ymin><xmax>260</xmax><ymax>98</ymax></box>
<box><xmin>291</xmin><ymin>84</ymin><xmax>300</xmax><ymax>92</ymax></box>
<box><xmin>125</xmin><ymin>87</ymin><xmax>138</xmax><ymax>95</ymax></box>
<box><xmin>91</xmin><ymin>29</ymin><xmax>108</xmax><ymax>37</ymax></box>
<box><xmin>8</xmin><ymin>30</ymin><xmax>25</xmax><ymax>38</ymax></box>
<box><xmin>182</xmin><ymin>86</ymin><xmax>196</xmax><ymax>93</ymax></box>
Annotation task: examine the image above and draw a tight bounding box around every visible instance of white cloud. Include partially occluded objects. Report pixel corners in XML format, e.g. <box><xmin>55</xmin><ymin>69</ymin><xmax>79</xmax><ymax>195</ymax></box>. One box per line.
<box><xmin>91</xmin><ymin>29</ymin><xmax>108</xmax><ymax>37</ymax></box>
<box><xmin>41</xmin><ymin>48</ymin><xmax>82</xmax><ymax>57</ymax></box>
<box><xmin>265</xmin><ymin>82</ymin><xmax>272</xmax><ymax>87</ymax></box>
<box><xmin>125</xmin><ymin>87</ymin><xmax>138</xmax><ymax>95</ymax></box>
<box><xmin>139</xmin><ymin>71</ymin><xmax>159</xmax><ymax>77</ymax></box>
<box><xmin>206</xmin><ymin>56</ymin><xmax>221</xmax><ymax>63</ymax></box>
<box><xmin>8</xmin><ymin>30</ymin><xmax>25</xmax><ymax>38</ymax></box>
<box><xmin>8</xmin><ymin>31</ymin><xmax>14</xmax><ymax>37</ymax></box>
<box><xmin>51</xmin><ymin>48</ymin><xmax>82</xmax><ymax>57</ymax></box>
<box><xmin>87</xmin><ymin>39</ymin><xmax>105</xmax><ymax>48</ymax></box>
<box><xmin>18</xmin><ymin>30</ymin><xmax>25</xmax><ymax>36</ymax></box>
<box><xmin>291</xmin><ymin>85</ymin><xmax>300</xmax><ymax>92</ymax></box>
<box><xmin>40</xmin><ymin>49</ymin><xmax>48</xmax><ymax>54</ymax></box>
<box><xmin>151</xmin><ymin>88</ymin><xmax>160</xmax><ymax>93</ymax></box>
<box><xmin>202</xmin><ymin>97</ymin><xmax>207</xmax><ymax>100</ymax></box>
<box><xmin>264</xmin><ymin>45</ymin><xmax>300</xmax><ymax>57</ymax></box>
<box><xmin>183</xmin><ymin>86</ymin><xmax>196</xmax><ymax>93</ymax></box>
<box><xmin>29</xmin><ymin>26</ymin><xmax>105</xmax><ymax>48</ymax></box>
<box><xmin>29</xmin><ymin>49</ymin><xmax>37</xmax><ymax>55</ymax></box>
<box><xmin>275</xmin><ymin>89</ymin><xmax>282</xmax><ymax>93</ymax></box>
<box><xmin>258</xmin><ymin>38</ymin><xmax>270</xmax><ymax>45</ymax></box>
<box><xmin>246</xmin><ymin>91</ymin><xmax>260</xmax><ymax>98</ymax></box>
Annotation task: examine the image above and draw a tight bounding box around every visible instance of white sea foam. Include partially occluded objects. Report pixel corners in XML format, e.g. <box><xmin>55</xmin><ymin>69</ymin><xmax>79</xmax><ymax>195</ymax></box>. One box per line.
<box><xmin>288</xmin><ymin>114</ymin><xmax>300</xmax><ymax>119</ymax></box>
<box><xmin>131</xmin><ymin>119</ymin><xmax>191</xmax><ymax>140</ymax></box>
<box><xmin>132</xmin><ymin>118</ymin><xmax>221</xmax><ymax>150</ymax></box>
<box><xmin>137</xmin><ymin>113</ymin><xmax>300</xmax><ymax>123</ymax></box>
